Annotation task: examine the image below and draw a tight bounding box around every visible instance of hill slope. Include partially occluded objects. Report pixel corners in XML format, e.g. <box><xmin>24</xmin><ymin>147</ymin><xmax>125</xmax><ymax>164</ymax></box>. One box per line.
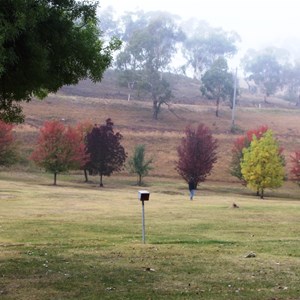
<box><xmin>59</xmin><ymin>69</ymin><xmax>203</xmax><ymax>104</ymax></box>
<box><xmin>58</xmin><ymin>69</ymin><xmax>299</xmax><ymax>109</ymax></box>
<box><xmin>17</xmin><ymin>91</ymin><xmax>300</xmax><ymax>183</ymax></box>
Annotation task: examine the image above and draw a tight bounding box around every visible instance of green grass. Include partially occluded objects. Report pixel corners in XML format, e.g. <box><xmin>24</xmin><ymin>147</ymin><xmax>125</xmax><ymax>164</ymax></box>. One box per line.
<box><xmin>0</xmin><ymin>172</ymin><xmax>299</xmax><ymax>299</ymax></box>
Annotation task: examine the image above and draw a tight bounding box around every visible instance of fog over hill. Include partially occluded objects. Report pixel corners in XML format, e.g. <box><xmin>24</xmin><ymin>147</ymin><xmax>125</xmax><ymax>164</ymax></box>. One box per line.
<box><xmin>98</xmin><ymin>0</ymin><xmax>300</xmax><ymax>63</ymax></box>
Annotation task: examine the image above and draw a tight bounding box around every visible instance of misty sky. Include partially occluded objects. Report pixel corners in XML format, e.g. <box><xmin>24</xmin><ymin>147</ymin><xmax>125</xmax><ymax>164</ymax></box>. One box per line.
<box><xmin>98</xmin><ymin>0</ymin><xmax>300</xmax><ymax>59</ymax></box>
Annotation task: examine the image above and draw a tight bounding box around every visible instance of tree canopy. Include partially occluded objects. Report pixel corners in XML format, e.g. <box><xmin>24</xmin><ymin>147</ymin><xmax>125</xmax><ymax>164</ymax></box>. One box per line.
<box><xmin>241</xmin><ymin>130</ymin><xmax>285</xmax><ymax>199</ymax></box>
<box><xmin>76</xmin><ymin>120</ymin><xmax>94</xmax><ymax>182</ymax></box>
<box><xmin>201</xmin><ymin>57</ymin><xmax>234</xmax><ymax>117</ymax></box>
<box><xmin>86</xmin><ymin>119</ymin><xmax>126</xmax><ymax>187</ymax></box>
<box><xmin>115</xmin><ymin>11</ymin><xmax>184</xmax><ymax>119</ymax></box>
<box><xmin>230</xmin><ymin>125</ymin><xmax>269</xmax><ymax>182</ymax></box>
<box><xmin>31</xmin><ymin>120</ymin><xmax>86</xmax><ymax>185</ymax></box>
<box><xmin>181</xmin><ymin>20</ymin><xmax>240</xmax><ymax>79</ymax></box>
<box><xmin>0</xmin><ymin>0</ymin><xmax>121</xmax><ymax>123</ymax></box>
<box><xmin>128</xmin><ymin>144</ymin><xmax>153</xmax><ymax>186</ymax></box>
<box><xmin>290</xmin><ymin>151</ymin><xmax>300</xmax><ymax>186</ymax></box>
<box><xmin>0</xmin><ymin>119</ymin><xmax>17</xmax><ymax>166</ymax></box>
<box><xmin>283</xmin><ymin>62</ymin><xmax>300</xmax><ymax>106</ymax></box>
<box><xmin>242</xmin><ymin>48</ymin><xmax>286</xmax><ymax>103</ymax></box>
<box><xmin>176</xmin><ymin>124</ymin><xmax>218</xmax><ymax>187</ymax></box>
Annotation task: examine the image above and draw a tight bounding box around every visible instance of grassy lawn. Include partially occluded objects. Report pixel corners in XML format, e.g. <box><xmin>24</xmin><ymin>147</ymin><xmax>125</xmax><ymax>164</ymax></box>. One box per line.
<box><xmin>0</xmin><ymin>172</ymin><xmax>299</xmax><ymax>299</ymax></box>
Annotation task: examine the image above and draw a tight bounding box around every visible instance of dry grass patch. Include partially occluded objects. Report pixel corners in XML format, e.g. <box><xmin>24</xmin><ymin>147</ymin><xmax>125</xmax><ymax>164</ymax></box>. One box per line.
<box><xmin>17</xmin><ymin>94</ymin><xmax>300</xmax><ymax>180</ymax></box>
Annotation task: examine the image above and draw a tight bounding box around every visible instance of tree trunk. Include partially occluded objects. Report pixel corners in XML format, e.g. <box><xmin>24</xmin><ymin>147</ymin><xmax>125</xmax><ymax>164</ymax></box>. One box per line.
<box><xmin>215</xmin><ymin>98</ymin><xmax>220</xmax><ymax>117</ymax></box>
<box><xmin>153</xmin><ymin>100</ymin><xmax>159</xmax><ymax>120</ymax></box>
<box><xmin>128</xmin><ymin>81</ymin><xmax>135</xmax><ymax>101</ymax></box>
<box><xmin>84</xmin><ymin>169</ymin><xmax>88</xmax><ymax>182</ymax></box>
<box><xmin>245</xmin><ymin>79</ymin><xmax>251</xmax><ymax>92</ymax></box>
<box><xmin>260</xmin><ymin>189</ymin><xmax>264</xmax><ymax>199</ymax></box>
<box><xmin>53</xmin><ymin>172</ymin><xmax>57</xmax><ymax>185</ymax></box>
<box><xmin>296</xmin><ymin>94</ymin><xmax>300</xmax><ymax>107</ymax></box>
<box><xmin>99</xmin><ymin>174</ymin><xmax>103</xmax><ymax>187</ymax></box>
<box><xmin>138</xmin><ymin>174</ymin><xmax>142</xmax><ymax>186</ymax></box>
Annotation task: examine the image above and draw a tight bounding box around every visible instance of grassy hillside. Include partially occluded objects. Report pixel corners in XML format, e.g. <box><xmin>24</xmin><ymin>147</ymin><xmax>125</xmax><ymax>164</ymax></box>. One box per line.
<box><xmin>16</xmin><ymin>90</ymin><xmax>300</xmax><ymax>190</ymax></box>
<box><xmin>59</xmin><ymin>70</ymin><xmax>203</xmax><ymax>103</ymax></box>
<box><xmin>58</xmin><ymin>69</ymin><xmax>299</xmax><ymax>108</ymax></box>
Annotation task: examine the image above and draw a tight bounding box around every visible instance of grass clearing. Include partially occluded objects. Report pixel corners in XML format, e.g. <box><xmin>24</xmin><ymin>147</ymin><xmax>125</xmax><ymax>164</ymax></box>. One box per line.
<box><xmin>0</xmin><ymin>172</ymin><xmax>299</xmax><ymax>299</ymax></box>
<box><xmin>2</xmin><ymin>71</ymin><xmax>299</xmax><ymax>299</ymax></box>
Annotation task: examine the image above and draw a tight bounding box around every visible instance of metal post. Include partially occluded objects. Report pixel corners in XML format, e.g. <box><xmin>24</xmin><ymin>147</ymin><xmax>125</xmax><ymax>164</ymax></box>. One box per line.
<box><xmin>142</xmin><ymin>200</ymin><xmax>146</xmax><ymax>243</ymax></box>
<box><xmin>231</xmin><ymin>67</ymin><xmax>238</xmax><ymax>128</ymax></box>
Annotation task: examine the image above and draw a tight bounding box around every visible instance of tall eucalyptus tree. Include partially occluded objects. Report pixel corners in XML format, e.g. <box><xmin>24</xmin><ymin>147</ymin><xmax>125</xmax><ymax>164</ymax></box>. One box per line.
<box><xmin>115</xmin><ymin>11</ymin><xmax>185</xmax><ymax>119</ymax></box>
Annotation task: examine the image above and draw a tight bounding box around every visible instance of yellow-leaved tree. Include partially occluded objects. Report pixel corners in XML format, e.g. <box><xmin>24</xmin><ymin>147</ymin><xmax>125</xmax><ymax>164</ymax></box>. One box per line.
<box><xmin>241</xmin><ymin>130</ymin><xmax>285</xmax><ymax>199</ymax></box>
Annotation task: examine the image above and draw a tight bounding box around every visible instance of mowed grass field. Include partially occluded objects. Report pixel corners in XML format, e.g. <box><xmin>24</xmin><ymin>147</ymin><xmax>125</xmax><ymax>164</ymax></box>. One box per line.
<box><xmin>1</xmin><ymin>94</ymin><xmax>299</xmax><ymax>299</ymax></box>
<box><xmin>0</xmin><ymin>172</ymin><xmax>299</xmax><ymax>299</ymax></box>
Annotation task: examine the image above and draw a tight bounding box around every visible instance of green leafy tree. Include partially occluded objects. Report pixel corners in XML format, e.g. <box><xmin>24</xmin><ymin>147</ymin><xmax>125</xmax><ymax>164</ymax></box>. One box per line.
<box><xmin>128</xmin><ymin>144</ymin><xmax>153</xmax><ymax>186</ymax></box>
<box><xmin>31</xmin><ymin>120</ymin><xmax>86</xmax><ymax>185</ymax></box>
<box><xmin>242</xmin><ymin>47</ymin><xmax>287</xmax><ymax>103</ymax></box>
<box><xmin>201</xmin><ymin>57</ymin><xmax>234</xmax><ymax>117</ymax></box>
<box><xmin>283</xmin><ymin>62</ymin><xmax>300</xmax><ymax>106</ymax></box>
<box><xmin>241</xmin><ymin>130</ymin><xmax>285</xmax><ymax>199</ymax></box>
<box><xmin>0</xmin><ymin>120</ymin><xmax>18</xmax><ymax>166</ymax></box>
<box><xmin>230</xmin><ymin>125</ymin><xmax>269</xmax><ymax>182</ymax></box>
<box><xmin>0</xmin><ymin>0</ymin><xmax>121</xmax><ymax>123</ymax></box>
<box><xmin>115</xmin><ymin>11</ymin><xmax>184</xmax><ymax>119</ymax></box>
<box><xmin>181</xmin><ymin>20</ymin><xmax>240</xmax><ymax>79</ymax></box>
<box><xmin>97</xmin><ymin>6</ymin><xmax>120</xmax><ymax>40</ymax></box>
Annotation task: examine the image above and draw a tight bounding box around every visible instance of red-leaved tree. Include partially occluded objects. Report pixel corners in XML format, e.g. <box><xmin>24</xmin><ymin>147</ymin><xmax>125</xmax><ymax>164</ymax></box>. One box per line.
<box><xmin>76</xmin><ymin>121</ymin><xmax>94</xmax><ymax>182</ymax></box>
<box><xmin>291</xmin><ymin>151</ymin><xmax>300</xmax><ymax>186</ymax></box>
<box><xmin>31</xmin><ymin>120</ymin><xmax>87</xmax><ymax>185</ymax></box>
<box><xmin>230</xmin><ymin>125</ymin><xmax>268</xmax><ymax>182</ymax></box>
<box><xmin>86</xmin><ymin>118</ymin><xmax>126</xmax><ymax>187</ymax></box>
<box><xmin>0</xmin><ymin>120</ymin><xmax>17</xmax><ymax>166</ymax></box>
<box><xmin>176</xmin><ymin>124</ymin><xmax>218</xmax><ymax>187</ymax></box>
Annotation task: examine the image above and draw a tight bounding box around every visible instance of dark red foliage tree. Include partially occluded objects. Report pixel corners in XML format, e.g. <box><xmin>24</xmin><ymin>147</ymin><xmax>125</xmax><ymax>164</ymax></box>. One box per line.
<box><xmin>76</xmin><ymin>121</ymin><xmax>94</xmax><ymax>182</ymax></box>
<box><xmin>291</xmin><ymin>151</ymin><xmax>300</xmax><ymax>186</ymax></box>
<box><xmin>230</xmin><ymin>125</ymin><xmax>268</xmax><ymax>182</ymax></box>
<box><xmin>0</xmin><ymin>120</ymin><xmax>17</xmax><ymax>166</ymax></box>
<box><xmin>31</xmin><ymin>121</ymin><xmax>87</xmax><ymax>185</ymax></box>
<box><xmin>86</xmin><ymin>118</ymin><xmax>127</xmax><ymax>187</ymax></box>
<box><xmin>176</xmin><ymin>124</ymin><xmax>218</xmax><ymax>187</ymax></box>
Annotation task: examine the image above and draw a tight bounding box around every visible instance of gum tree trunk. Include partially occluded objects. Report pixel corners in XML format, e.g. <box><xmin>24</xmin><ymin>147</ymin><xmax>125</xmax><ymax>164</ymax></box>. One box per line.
<box><xmin>53</xmin><ymin>172</ymin><xmax>57</xmax><ymax>185</ymax></box>
<box><xmin>84</xmin><ymin>169</ymin><xmax>88</xmax><ymax>182</ymax></box>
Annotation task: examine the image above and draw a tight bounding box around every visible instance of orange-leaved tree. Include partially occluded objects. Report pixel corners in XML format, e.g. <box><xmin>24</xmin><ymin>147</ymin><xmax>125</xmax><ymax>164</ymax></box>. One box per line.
<box><xmin>76</xmin><ymin>121</ymin><xmax>94</xmax><ymax>182</ymax></box>
<box><xmin>0</xmin><ymin>120</ymin><xmax>17</xmax><ymax>167</ymax></box>
<box><xmin>176</xmin><ymin>124</ymin><xmax>218</xmax><ymax>188</ymax></box>
<box><xmin>31</xmin><ymin>120</ymin><xmax>87</xmax><ymax>185</ymax></box>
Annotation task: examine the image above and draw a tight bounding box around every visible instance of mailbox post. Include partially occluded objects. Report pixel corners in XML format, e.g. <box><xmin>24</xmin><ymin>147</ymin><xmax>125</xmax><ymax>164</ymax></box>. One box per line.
<box><xmin>138</xmin><ymin>190</ymin><xmax>150</xmax><ymax>244</ymax></box>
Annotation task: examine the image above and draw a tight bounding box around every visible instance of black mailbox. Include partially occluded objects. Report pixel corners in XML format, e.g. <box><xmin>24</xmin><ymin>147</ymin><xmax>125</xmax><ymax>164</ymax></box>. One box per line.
<box><xmin>138</xmin><ymin>190</ymin><xmax>150</xmax><ymax>201</ymax></box>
